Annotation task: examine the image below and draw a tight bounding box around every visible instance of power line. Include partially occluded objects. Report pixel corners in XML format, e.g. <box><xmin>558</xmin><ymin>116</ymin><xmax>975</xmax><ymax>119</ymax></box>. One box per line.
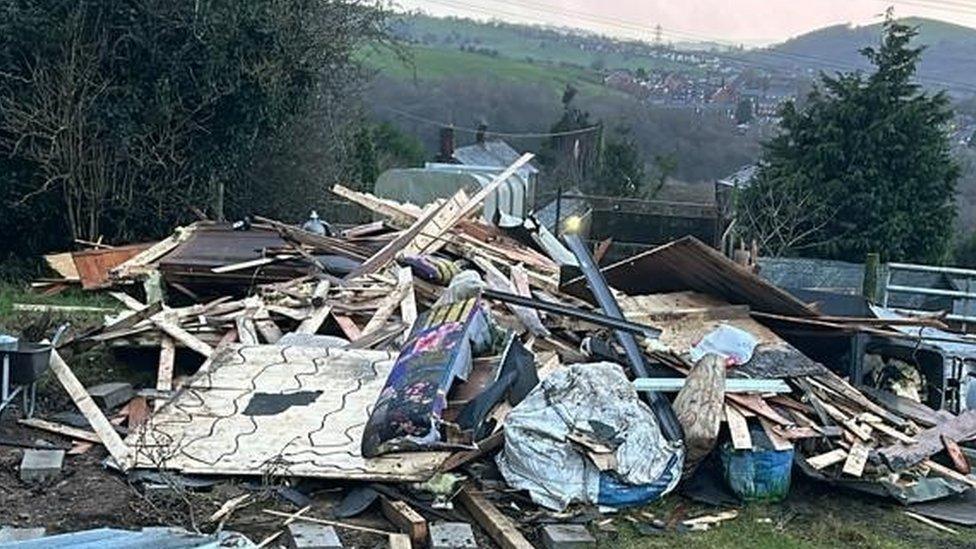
<box><xmin>378</xmin><ymin>105</ymin><xmax>601</xmax><ymax>138</ymax></box>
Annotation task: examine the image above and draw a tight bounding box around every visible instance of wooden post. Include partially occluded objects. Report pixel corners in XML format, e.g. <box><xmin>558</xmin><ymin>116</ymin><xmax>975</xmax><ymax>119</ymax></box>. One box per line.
<box><xmin>863</xmin><ymin>252</ymin><xmax>880</xmax><ymax>303</ymax></box>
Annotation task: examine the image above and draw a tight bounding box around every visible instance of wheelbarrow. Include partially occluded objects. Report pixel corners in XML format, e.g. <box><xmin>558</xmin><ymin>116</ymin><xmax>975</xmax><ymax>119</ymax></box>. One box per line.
<box><xmin>0</xmin><ymin>324</ymin><xmax>69</xmax><ymax>418</ymax></box>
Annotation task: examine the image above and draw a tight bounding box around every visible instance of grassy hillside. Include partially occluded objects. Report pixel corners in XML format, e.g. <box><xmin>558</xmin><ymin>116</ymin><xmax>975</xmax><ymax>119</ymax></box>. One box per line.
<box><xmin>360</xmin><ymin>43</ymin><xmax>611</xmax><ymax>99</ymax></box>
<box><xmin>758</xmin><ymin>17</ymin><xmax>976</xmax><ymax>93</ymax></box>
<box><xmin>389</xmin><ymin>15</ymin><xmax>696</xmax><ymax>74</ymax></box>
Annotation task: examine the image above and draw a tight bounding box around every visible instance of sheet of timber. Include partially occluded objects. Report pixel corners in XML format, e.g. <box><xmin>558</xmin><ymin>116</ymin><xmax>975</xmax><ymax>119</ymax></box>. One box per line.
<box><xmin>127</xmin><ymin>344</ymin><xmax>449</xmax><ymax>481</ymax></box>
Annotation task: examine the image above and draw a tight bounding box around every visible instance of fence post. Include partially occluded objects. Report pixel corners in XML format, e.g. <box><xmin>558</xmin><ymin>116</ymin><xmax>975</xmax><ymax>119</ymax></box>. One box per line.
<box><xmin>863</xmin><ymin>252</ymin><xmax>880</xmax><ymax>303</ymax></box>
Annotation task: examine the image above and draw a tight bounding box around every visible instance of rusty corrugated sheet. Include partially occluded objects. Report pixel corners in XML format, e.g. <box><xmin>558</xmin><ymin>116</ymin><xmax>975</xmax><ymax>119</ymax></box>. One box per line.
<box><xmin>565</xmin><ymin>236</ymin><xmax>816</xmax><ymax>317</ymax></box>
<box><xmin>157</xmin><ymin>225</ymin><xmax>309</xmax><ymax>289</ymax></box>
<box><xmin>72</xmin><ymin>244</ymin><xmax>153</xmax><ymax>289</ymax></box>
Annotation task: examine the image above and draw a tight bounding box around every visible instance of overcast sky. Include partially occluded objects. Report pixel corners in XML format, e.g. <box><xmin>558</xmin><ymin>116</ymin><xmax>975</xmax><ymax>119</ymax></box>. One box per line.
<box><xmin>396</xmin><ymin>0</ymin><xmax>976</xmax><ymax>46</ymax></box>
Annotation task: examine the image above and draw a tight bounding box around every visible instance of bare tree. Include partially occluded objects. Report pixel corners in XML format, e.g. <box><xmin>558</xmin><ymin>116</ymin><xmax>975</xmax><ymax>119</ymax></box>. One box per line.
<box><xmin>737</xmin><ymin>177</ymin><xmax>836</xmax><ymax>257</ymax></box>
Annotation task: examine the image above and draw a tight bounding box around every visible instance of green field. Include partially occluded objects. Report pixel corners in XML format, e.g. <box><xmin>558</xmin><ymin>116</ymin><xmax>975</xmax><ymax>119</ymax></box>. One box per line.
<box><xmin>360</xmin><ymin>43</ymin><xmax>613</xmax><ymax>98</ymax></box>
<box><xmin>390</xmin><ymin>15</ymin><xmax>698</xmax><ymax>74</ymax></box>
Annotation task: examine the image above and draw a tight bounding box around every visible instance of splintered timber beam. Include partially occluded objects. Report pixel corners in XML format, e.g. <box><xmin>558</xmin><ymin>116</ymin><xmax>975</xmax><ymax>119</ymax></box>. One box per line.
<box><xmin>457</xmin><ymin>487</ymin><xmax>534</xmax><ymax>549</ymax></box>
<box><xmin>48</xmin><ymin>351</ymin><xmax>131</xmax><ymax>466</ymax></box>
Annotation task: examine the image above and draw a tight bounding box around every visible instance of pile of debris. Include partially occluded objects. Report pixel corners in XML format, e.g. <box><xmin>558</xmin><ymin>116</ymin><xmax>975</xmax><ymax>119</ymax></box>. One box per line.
<box><xmin>5</xmin><ymin>156</ymin><xmax>976</xmax><ymax>546</ymax></box>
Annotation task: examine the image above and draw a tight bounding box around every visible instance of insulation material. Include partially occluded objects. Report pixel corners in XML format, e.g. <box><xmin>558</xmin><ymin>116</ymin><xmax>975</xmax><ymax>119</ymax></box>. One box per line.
<box><xmin>497</xmin><ymin>363</ymin><xmax>682</xmax><ymax>511</ymax></box>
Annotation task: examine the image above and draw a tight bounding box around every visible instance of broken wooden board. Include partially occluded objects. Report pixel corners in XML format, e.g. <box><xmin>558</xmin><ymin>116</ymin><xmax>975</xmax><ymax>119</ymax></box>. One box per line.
<box><xmin>155</xmin><ymin>336</ymin><xmax>176</xmax><ymax>412</ymax></box>
<box><xmin>380</xmin><ymin>498</ymin><xmax>428</xmax><ymax>547</ymax></box>
<box><xmin>457</xmin><ymin>487</ymin><xmax>533</xmax><ymax>549</ymax></box>
<box><xmin>806</xmin><ymin>448</ymin><xmax>848</xmax><ymax>470</ymax></box>
<box><xmin>842</xmin><ymin>442</ymin><xmax>870</xmax><ymax>477</ymax></box>
<box><xmin>725</xmin><ymin>404</ymin><xmax>752</xmax><ymax>450</ymax></box>
<box><xmin>127</xmin><ymin>344</ymin><xmax>448</xmax><ymax>481</ymax></box>
<box><xmin>880</xmin><ymin>409</ymin><xmax>976</xmax><ymax>471</ymax></box>
<box><xmin>296</xmin><ymin>280</ymin><xmax>331</xmax><ymax>335</ymax></box>
<box><xmin>49</xmin><ymin>351</ymin><xmax>132</xmax><ymax>466</ymax></box>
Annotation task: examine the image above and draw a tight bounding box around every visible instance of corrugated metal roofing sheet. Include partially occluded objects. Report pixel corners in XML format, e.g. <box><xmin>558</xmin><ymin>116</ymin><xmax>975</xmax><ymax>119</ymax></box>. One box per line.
<box><xmin>566</xmin><ymin>236</ymin><xmax>816</xmax><ymax>317</ymax></box>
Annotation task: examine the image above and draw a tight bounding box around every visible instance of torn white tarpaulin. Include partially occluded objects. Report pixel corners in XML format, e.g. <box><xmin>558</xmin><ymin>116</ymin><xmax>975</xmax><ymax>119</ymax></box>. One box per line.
<box><xmin>496</xmin><ymin>362</ymin><xmax>682</xmax><ymax>510</ymax></box>
<box><xmin>689</xmin><ymin>324</ymin><xmax>758</xmax><ymax>365</ymax></box>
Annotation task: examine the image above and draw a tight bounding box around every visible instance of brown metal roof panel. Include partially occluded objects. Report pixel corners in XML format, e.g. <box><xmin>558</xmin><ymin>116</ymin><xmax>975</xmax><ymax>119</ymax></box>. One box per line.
<box><xmin>577</xmin><ymin>236</ymin><xmax>816</xmax><ymax>317</ymax></box>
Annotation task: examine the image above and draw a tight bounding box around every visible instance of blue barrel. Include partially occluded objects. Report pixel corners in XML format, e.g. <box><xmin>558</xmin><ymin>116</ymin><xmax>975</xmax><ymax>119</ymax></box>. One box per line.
<box><xmin>720</xmin><ymin>442</ymin><xmax>794</xmax><ymax>502</ymax></box>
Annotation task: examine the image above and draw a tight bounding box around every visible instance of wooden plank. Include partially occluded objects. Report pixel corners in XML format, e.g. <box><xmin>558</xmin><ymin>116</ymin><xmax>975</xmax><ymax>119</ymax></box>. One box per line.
<box><xmin>109</xmin><ymin>291</ymin><xmax>146</xmax><ymax>311</ymax></box>
<box><xmin>254</xmin><ymin>307</ymin><xmax>282</xmax><ymax>343</ymax></box>
<box><xmin>18</xmin><ymin>418</ymin><xmax>102</xmax><ymax>444</ymax></box>
<box><xmin>346</xmin><ymin>195</ymin><xmax>459</xmax><ymax>280</ymax></box>
<box><xmin>362</xmin><ymin>280</ymin><xmax>410</xmax><ymax>337</ymax></box>
<box><xmin>14</xmin><ymin>303</ymin><xmax>115</xmax><ymax>313</ymax></box>
<box><xmin>923</xmin><ymin>459</ymin><xmax>976</xmax><ymax>489</ymax></box>
<box><xmin>880</xmin><ymin>409</ymin><xmax>976</xmax><ymax>470</ymax></box>
<box><xmin>457</xmin><ymin>487</ymin><xmax>533</xmax><ymax>549</ymax></box>
<box><xmin>842</xmin><ymin>442</ymin><xmax>870</xmax><ymax>477</ymax></box>
<box><xmin>725</xmin><ymin>393</ymin><xmax>793</xmax><ymax>426</ymax></box>
<box><xmin>404</xmin><ymin>189</ymin><xmax>468</xmax><ymax>256</ymax></box>
<box><xmin>45</xmin><ymin>252</ymin><xmax>80</xmax><ymax>280</ymax></box>
<box><xmin>448</xmin><ymin>153</ymin><xmax>535</xmax><ymax>226</ymax></box>
<box><xmin>806</xmin><ymin>448</ymin><xmax>848</xmax><ymax>470</ymax></box>
<box><xmin>759</xmin><ymin>417</ymin><xmax>794</xmax><ymax>452</ymax></box>
<box><xmin>48</xmin><ymin>351</ymin><xmax>131</xmax><ymax>466</ymax></box>
<box><xmin>211</xmin><ymin>254</ymin><xmax>295</xmax><ymax>274</ymax></box>
<box><xmin>196</xmin><ymin>329</ymin><xmax>238</xmax><ymax>376</ymax></box>
<box><xmin>334</xmin><ymin>315</ymin><xmax>362</xmax><ymax>341</ymax></box>
<box><xmin>725</xmin><ymin>404</ymin><xmax>752</xmax><ymax>450</ymax></box>
<box><xmin>397</xmin><ymin>267</ymin><xmax>418</xmax><ymax>331</ymax></box>
<box><xmin>236</xmin><ymin>317</ymin><xmax>259</xmax><ymax>345</ymax></box>
<box><xmin>438</xmin><ymin>431</ymin><xmax>505</xmax><ymax>472</ymax></box>
<box><xmin>872</xmin><ymin>422</ymin><xmax>916</xmax><ymax>445</ymax></box>
<box><xmin>380</xmin><ymin>498</ymin><xmax>428</xmax><ymax>547</ymax></box>
<box><xmin>904</xmin><ymin>511</ymin><xmax>960</xmax><ymax>535</ymax></box>
<box><xmin>943</xmin><ymin>434</ymin><xmax>971</xmax><ymax>474</ymax></box>
<box><xmin>296</xmin><ymin>280</ymin><xmax>332</xmax><ymax>334</ymax></box>
<box><xmin>388</xmin><ymin>533</ymin><xmax>412</xmax><ymax>549</ymax></box>
<box><xmin>155</xmin><ymin>336</ymin><xmax>176</xmax><ymax>412</ymax></box>
<box><xmin>152</xmin><ymin>318</ymin><xmax>214</xmax><ymax>358</ymax></box>
<box><xmin>263</xmin><ymin>510</ymin><xmax>395</xmax><ymax>536</ymax></box>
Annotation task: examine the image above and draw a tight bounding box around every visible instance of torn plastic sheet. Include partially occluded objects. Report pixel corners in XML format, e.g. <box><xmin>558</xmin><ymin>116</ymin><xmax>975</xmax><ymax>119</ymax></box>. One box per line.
<box><xmin>689</xmin><ymin>324</ymin><xmax>758</xmax><ymax>365</ymax></box>
<box><xmin>496</xmin><ymin>362</ymin><xmax>683</xmax><ymax>511</ymax></box>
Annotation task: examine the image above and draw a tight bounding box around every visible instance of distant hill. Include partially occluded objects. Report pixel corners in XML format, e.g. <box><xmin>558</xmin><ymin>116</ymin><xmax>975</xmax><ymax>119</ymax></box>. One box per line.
<box><xmin>387</xmin><ymin>14</ymin><xmax>701</xmax><ymax>74</ymax></box>
<box><xmin>753</xmin><ymin>18</ymin><xmax>976</xmax><ymax>94</ymax></box>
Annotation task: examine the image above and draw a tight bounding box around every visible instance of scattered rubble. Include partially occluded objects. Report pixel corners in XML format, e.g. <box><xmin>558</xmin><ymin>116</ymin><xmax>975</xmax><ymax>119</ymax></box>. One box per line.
<box><xmin>3</xmin><ymin>155</ymin><xmax>976</xmax><ymax>545</ymax></box>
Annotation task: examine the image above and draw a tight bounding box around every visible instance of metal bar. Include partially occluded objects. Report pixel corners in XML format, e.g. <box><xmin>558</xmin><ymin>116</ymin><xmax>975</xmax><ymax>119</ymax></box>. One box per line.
<box><xmin>633</xmin><ymin>378</ymin><xmax>791</xmax><ymax>393</ymax></box>
<box><xmin>562</xmin><ymin>233</ymin><xmax>684</xmax><ymax>444</ymax></box>
<box><xmin>481</xmin><ymin>289</ymin><xmax>662</xmax><ymax>338</ymax></box>
<box><xmin>887</xmin><ymin>307</ymin><xmax>976</xmax><ymax>324</ymax></box>
<box><xmin>886</xmin><ymin>285</ymin><xmax>976</xmax><ymax>300</ymax></box>
<box><xmin>889</xmin><ymin>262</ymin><xmax>976</xmax><ymax>277</ymax></box>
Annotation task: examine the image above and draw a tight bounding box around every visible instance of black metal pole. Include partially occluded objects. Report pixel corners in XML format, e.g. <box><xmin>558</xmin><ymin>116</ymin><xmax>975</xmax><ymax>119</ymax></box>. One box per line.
<box><xmin>562</xmin><ymin>233</ymin><xmax>684</xmax><ymax>444</ymax></box>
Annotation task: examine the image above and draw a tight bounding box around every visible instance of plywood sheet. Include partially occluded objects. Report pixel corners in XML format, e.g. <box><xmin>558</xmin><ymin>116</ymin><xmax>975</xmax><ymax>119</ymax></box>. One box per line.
<box><xmin>127</xmin><ymin>344</ymin><xmax>448</xmax><ymax>481</ymax></box>
<box><xmin>72</xmin><ymin>243</ymin><xmax>153</xmax><ymax>289</ymax></box>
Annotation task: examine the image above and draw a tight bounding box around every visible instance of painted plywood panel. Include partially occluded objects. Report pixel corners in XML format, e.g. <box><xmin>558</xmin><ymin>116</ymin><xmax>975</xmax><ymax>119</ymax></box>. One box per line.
<box><xmin>127</xmin><ymin>344</ymin><xmax>448</xmax><ymax>480</ymax></box>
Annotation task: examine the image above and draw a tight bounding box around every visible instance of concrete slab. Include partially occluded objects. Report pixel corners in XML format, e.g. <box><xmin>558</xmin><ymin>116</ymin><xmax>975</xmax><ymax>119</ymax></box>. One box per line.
<box><xmin>542</xmin><ymin>524</ymin><xmax>596</xmax><ymax>549</ymax></box>
<box><xmin>0</xmin><ymin>526</ymin><xmax>47</xmax><ymax>543</ymax></box>
<box><xmin>429</xmin><ymin>522</ymin><xmax>477</xmax><ymax>549</ymax></box>
<box><xmin>285</xmin><ymin>522</ymin><xmax>342</xmax><ymax>549</ymax></box>
<box><xmin>87</xmin><ymin>382</ymin><xmax>135</xmax><ymax>410</ymax></box>
<box><xmin>19</xmin><ymin>448</ymin><xmax>64</xmax><ymax>483</ymax></box>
